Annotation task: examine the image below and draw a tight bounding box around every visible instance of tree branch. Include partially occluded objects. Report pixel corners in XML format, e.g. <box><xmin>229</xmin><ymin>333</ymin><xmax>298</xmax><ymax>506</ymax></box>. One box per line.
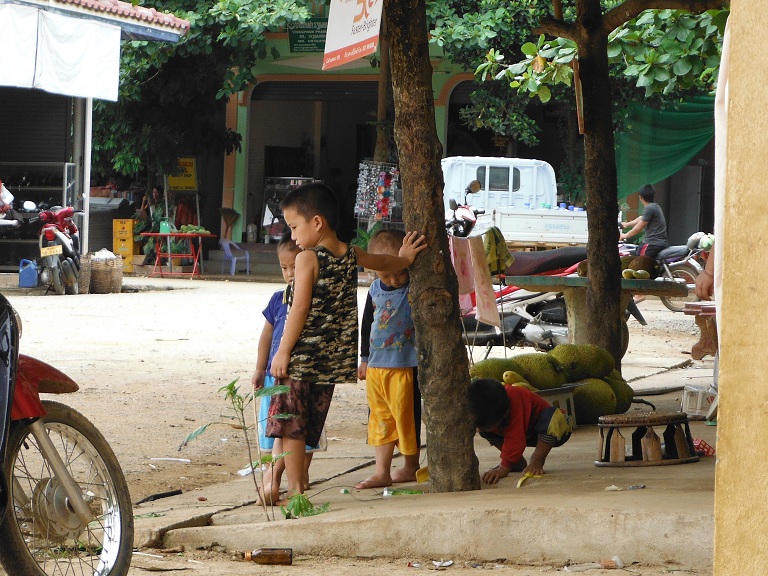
<box><xmin>603</xmin><ymin>0</ymin><xmax>728</xmax><ymax>34</ymax></box>
<box><xmin>534</xmin><ymin>17</ymin><xmax>576</xmax><ymax>41</ymax></box>
<box><xmin>553</xmin><ymin>0</ymin><xmax>564</xmax><ymax>20</ymax></box>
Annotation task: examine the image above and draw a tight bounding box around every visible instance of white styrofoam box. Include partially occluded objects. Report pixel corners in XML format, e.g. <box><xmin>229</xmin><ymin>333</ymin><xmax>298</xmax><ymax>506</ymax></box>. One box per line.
<box><xmin>681</xmin><ymin>384</ymin><xmax>717</xmax><ymax>419</ymax></box>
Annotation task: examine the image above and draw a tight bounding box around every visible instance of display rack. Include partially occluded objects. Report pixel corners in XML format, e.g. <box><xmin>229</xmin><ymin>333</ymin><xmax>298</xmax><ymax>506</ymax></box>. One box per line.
<box><xmin>0</xmin><ymin>162</ymin><xmax>76</xmax><ymax>209</ymax></box>
<box><xmin>355</xmin><ymin>160</ymin><xmax>404</xmax><ymax>233</ymax></box>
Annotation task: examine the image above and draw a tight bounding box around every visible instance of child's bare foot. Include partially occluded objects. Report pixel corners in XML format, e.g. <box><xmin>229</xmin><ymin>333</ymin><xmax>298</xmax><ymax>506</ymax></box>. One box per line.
<box><xmin>354</xmin><ymin>475</ymin><xmax>393</xmax><ymax>489</ymax></box>
<box><xmin>391</xmin><ymin>468</ymin><xmax>418</xmax><ymax>483</ymax></box>
<box><xmin>256</xmin><ymin>485</ymin><xmax>282</xmax><ymax>506</ymax></box>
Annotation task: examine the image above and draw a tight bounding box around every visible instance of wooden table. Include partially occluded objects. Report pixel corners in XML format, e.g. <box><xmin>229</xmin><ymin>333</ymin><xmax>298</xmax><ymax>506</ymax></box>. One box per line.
<box><xmin>140</xmin><ymin>232</ymin><xmax>217</xmax><ymax>278</ymax></box>
<box><xmin>502</xmin><ymin>275</ymin><xmax>688</xmax><ymax>345</ymax></box>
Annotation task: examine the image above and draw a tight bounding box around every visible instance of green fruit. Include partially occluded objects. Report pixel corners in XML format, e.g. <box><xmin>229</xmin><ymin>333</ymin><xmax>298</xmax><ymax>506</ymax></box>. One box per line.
<box><xmin>502</xmin><ymin>370</ymin><xmax>528</xmax><ymax>385</ymax></box>
<box><xmin>548</xmin><ymin>344</ymin><xmax>615</xmax><ymax>382</ymax></box>
<box><xmin>622</xmin><ymin>269</ymin><xmax>635</xmax><ymax>279</ymax></box>
<box><xmin>573</xmin><ymin>378</ymin><xmax>617</xmax><ymax>424</ymax></box>
<box><xmin>603</xmin><ymin>369</ymin><xmax>634</xmax><ymax>414</ymax></box>
<box><xmin>510</xmin><ymin>353</ymin><xmax>567</xmax><ymax>390</ymax></box>
<box><xmin>620</xmin><ymin>255</ymin><xmax>635</xmax><ymax>270</ymax></box>
<box><xmin>628</xmin><ymin>255</ymin><xmax>656</xmax><ymax>278</ymax></box>
<box><xmin>469</xmin><ymin>358</ymin><xmax>523</xmax><ymax>382</ymax></box>
<box><xmin>633</xmin><ymin>269</ymin><xmax>650</xmax><ymax>280</ymax></box>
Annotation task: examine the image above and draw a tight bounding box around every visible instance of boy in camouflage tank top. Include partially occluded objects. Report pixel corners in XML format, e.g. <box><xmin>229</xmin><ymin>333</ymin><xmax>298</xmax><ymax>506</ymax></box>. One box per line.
<box><xmin>267</xmin><ymin>182</ymin><xmax>426</xmax><ymax>501</ymax></box>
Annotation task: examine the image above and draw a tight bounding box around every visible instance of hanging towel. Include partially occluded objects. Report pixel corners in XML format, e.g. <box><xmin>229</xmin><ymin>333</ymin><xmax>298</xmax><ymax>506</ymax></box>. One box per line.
<box><xmin>469</xmin><ymin>235</ymin><xmax>500</xmax><ymax>327</ymax></box>
<box><xmin>449</xmin><ymin>235</ymin><xmax>475</xmax><ymax>295</ymax></box>
<box><xmin>483</xmin><ymin>226</ymin><xmax>513</xmax><ymax>276</ymax></box>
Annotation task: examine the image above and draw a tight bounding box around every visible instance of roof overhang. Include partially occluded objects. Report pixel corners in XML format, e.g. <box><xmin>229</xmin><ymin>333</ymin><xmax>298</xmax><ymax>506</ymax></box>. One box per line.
<box><xmin>0</xmin><ymin>0</ymin><xmax>190</xmax><ymax>42</ymax></box>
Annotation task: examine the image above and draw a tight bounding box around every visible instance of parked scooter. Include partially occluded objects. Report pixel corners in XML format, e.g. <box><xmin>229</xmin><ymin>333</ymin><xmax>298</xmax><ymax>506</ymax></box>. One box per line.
<box><xmin>0</xmin><ymin>294</ymin><xmax>133</xmax><ymax>575</ymax></box>
<box><xmin>461</xmin><ymin>247</ymin><xmax>645</xmax><ymax>359</ymax></box>
<box><xmin>445</xmin><ymin>180</ymin><xmax>484</xmax><ymax>237</ymax></box>
<box><xmin>621</xmin><ymin>231</ymin><xmax>710</xmax><ymax>313</ymax></box>
<box><xmin>37</xmin><ymin>206</ymin><xmax>81</xmax><ymax>295</ymax></box>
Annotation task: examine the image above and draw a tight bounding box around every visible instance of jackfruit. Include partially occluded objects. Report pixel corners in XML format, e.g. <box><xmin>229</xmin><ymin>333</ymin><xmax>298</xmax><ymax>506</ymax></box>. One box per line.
<box><xmin>573</xmin><ymin>378</ymin><xmax>617</xmax><ymax>424</ymax></box>
<box><xmin>577</xmin><ymin>260</ymin><xmax>588</xmax><ymax>277</ymax></box>
<box><xmin>469</xmin><ymin>357</ymin><xmax>522</xmax><ymax>382</ymax></box>
<box><xmin>628</xmin><ymin>255</ymin><xmax>657</xmax><ymax>277</ymax></box>
<box><xmin>547</xmin><ymin>344</ymin><xmax>615</xmax><ymax>382</ymax></box>
<box><xmin>602</xmin><ymin>369</ymin><xmax>634</xmax><ymax>414</ymax></box>
<box><xmin>510</xmin><ymin>353</ymin><xmax>567</xmax><ymax>390</ymax></box>
<box><xmin>502</xmin><ymin>370</ymin><xmax>528</xmax><ymax>385</ymax></box>
<box><xmin>620</xmin><ymin>255</ymin><xmax>635</xmax><ymax>270</ymax></box>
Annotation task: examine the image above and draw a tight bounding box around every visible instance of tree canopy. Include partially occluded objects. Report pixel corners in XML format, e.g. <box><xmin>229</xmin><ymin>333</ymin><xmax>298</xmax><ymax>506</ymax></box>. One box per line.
<box><xmin>92</xmin><ymin>0</ymin><xmax>317</xmax><ymax>185</ymax></box>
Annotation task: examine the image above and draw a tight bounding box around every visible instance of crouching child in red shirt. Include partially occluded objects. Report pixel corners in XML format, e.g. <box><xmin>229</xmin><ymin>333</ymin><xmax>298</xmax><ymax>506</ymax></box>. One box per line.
<box><xmin>468</xmin><ymin>378</ymin><xmax>572</xmax><ymax>484</ymax></box>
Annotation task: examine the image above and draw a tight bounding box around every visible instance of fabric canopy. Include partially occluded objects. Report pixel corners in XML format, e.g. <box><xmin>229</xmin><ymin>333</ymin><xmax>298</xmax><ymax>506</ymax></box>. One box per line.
<box><xmin>615</xmin><ymin>96</ymin><xmax>715</xmax><ymax>200</ymax></box>
<box><xmin>0</xmin><ymin>3</ymin><xmax>120</xmax><ymax>101</ymax></box>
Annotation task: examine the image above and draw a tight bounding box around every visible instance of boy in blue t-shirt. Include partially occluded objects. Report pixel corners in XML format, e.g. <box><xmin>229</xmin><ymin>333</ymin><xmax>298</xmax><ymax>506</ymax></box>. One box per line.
<box><xmin>355</xmin><ymin>229</ymin><xmax>421</xmax><ymax>489</ymax></box>
<box><xmin>252</xmin><ymin>232</ymin><xmax>314</xmax><ymax>504</ymax></box>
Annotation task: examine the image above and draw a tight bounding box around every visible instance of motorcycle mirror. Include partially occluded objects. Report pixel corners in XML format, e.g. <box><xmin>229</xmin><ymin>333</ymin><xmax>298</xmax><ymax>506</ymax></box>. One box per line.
<box><xmin>22</xmin><ymin>200</ymin><xmax>37</xmax><ymax>211</ymax></box>
<box><xmin>466</xmin><ymin>180</ymin><xmax>481</xmax><ymax>194</ymax></box>
<box><xmin>449</xmin><ymin>199</ymin><xmax>458</xmax><ymax>211</ymax></box>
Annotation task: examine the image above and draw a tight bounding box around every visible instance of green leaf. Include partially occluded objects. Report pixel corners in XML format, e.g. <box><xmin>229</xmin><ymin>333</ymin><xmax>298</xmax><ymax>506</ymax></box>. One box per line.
<box><xmin>521</xmin><ymin>42</ymin><xmax>538</xmax><ymax>57</ymax></box>
<box><xmin>178</xmin><ymin>424</ymin><xmax>210</xmax><ymax>450</ymax></box>
<box><xmin>253</xmin><ymin>384</ymin><xmax>290</xmax><ymax>398</ymax></box>
<box><xmin>537</xmin><ymin>85</ymin><xmax>551</xmax><ymax>104</ymax></box>
<box><xmin>672</xmin><ymin>59</ymin><xmax>693</xmax><ymax>76</ymax></box>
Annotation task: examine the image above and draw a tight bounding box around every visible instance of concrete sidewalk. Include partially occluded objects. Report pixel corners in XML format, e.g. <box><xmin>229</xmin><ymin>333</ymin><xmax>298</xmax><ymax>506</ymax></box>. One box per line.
<box><xmin>133</xmin><ymin>359</ymin><xmax>717</xmax><ymax>571</ymax></box>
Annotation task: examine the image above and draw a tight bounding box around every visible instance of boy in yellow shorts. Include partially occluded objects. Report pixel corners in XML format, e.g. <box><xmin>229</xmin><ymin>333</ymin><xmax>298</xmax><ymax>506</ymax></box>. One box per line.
<box><xmin>355</xmin><ymin>229</ymin><xmax>420</xmax><ymax>489</ymax></box>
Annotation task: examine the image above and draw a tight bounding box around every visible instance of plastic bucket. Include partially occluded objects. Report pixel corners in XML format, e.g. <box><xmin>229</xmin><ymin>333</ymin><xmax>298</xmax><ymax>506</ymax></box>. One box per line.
<box><xmin>18</xmin><ymin>259</ymin><xmax>38</xmax><ymax>288</ymax></box>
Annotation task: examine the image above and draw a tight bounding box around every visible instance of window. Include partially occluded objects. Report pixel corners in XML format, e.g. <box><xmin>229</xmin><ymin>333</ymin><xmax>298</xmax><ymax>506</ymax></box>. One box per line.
<box><xmin>476</xmin><ymin>166</ymin><xmax>520</xmax><ymax>192</ymax></box>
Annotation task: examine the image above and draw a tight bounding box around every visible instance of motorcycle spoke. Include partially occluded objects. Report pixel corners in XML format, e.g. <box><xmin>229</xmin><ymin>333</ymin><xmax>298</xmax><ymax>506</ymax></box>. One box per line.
<box><xmin>9</xmin><ymin>424</ymin><xmax>124</xmax><ymax>575</ymax></box>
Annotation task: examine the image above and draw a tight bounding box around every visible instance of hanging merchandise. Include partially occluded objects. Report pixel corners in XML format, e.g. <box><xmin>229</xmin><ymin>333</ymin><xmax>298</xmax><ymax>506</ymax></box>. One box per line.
<box><xmin>355</xmin><ymin>160</ymin><xmax>400</xmax><ymax>224</ymax></box>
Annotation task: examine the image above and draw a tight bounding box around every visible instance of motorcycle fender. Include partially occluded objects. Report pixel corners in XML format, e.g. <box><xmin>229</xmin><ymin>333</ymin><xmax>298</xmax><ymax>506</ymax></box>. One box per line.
<box><xmin>11</xmin><ymin>355</ymin><xmax>78</xmax><ymax>420</ymax></box>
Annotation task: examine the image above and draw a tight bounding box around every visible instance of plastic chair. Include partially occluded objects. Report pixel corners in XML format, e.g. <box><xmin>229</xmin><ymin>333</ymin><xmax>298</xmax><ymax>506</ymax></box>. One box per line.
<box><xmin>219</xmin><ymin>239</ymin><xmax>250</xmax><ymax>275</ymax></box>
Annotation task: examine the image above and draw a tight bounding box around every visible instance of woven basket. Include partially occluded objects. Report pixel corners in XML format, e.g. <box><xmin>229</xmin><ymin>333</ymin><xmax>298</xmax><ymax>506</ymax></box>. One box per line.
<box><xmin>91</xmin><ymin>257</ymin><xmax>122</xmax><ymax>294</ymax></box>
<box><xmin>77</xmin><ymin>253</ymin><xmax>92</xmax><ymax>294</ymax></box>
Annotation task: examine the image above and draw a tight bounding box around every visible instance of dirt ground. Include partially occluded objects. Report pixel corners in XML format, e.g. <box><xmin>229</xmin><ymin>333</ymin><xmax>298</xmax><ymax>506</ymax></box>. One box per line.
<box><xmin>4</xmin><ymin>278</ymin><xmax>700</xmax><ymax>506</ymax></box>
<box><xmin>2</xmin><ymin>278</ymin><xmax>705</xmax><ymax>575</ymax></box>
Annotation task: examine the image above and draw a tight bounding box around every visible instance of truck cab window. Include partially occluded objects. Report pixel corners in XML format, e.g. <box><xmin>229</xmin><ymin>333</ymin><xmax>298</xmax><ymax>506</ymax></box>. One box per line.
<box><xmin>476</xmin><ymin>167</ymin><xmax>520</xmax><ymax>192</ymax></box>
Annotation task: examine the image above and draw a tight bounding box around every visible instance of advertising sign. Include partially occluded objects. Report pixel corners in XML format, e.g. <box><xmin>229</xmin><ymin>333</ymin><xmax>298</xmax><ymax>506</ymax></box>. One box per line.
<box><xmin>288</xmin><ymin>18</ymin><xmax>328</xmax><ymax>53</ymax></box>
<box><xmin>322</xmin><ymin>0</ymin><xmax>383</xmax><ymax>70</ymax></box>
<box><xmin>167</xmin><ymin>157</ymin><xmax>197</xmax><ymax>191</ymax></box>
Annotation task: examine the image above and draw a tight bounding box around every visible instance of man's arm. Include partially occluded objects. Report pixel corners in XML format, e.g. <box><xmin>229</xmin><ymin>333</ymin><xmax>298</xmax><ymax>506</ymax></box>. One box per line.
<box><xmin>620</xmin><ymin>219</ymin><xmax>648</xmax><ymax>242</ymax></box>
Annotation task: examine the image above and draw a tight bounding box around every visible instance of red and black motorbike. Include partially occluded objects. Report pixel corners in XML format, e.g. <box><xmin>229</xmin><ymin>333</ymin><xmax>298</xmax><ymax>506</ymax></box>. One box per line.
<box><xmin>445</xmin><ymin>180</ymin><xmax>484</xmax><ymax>237</ymax></box>
<box><xmin>0</xmin><ymin>294</ymin><xmax>133</xmax><ymax>575</ymax></box>
<box><xmin>37</xmin><ymin>206</ymin><xmax>81</xmax><ymax>295</ymax></box>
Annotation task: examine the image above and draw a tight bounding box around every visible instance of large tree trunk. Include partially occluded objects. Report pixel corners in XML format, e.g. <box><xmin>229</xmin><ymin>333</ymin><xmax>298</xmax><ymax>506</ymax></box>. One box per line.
<box><xmin>386</xmin><ymin>0</ymin><xmax>481</xmax><ymax>492</ymax></box>
<box><xmin>575</xmin><ymin>0</ymin><xmax>623</xmax><ymax>365</ymax></box>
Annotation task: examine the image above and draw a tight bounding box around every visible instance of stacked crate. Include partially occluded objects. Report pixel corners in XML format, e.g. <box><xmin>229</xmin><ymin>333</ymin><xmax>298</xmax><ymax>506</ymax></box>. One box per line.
<box><xmin>113</xmin><ymin>219</ymin><xmax>136</xmax><ymax>273</ymax></box>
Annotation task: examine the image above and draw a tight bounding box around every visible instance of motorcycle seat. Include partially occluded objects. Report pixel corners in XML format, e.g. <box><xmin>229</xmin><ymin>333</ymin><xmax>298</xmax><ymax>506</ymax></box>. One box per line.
<box><xmin>505</xmin><ymin>246</ymin><xmax>587</xmax><ymax>276</ymax></box>
<box><xmin>461</xmin><ymin>313</ymin><xmax>521</xmax><ymax>346</ymax></box>
<box><xmin>656</xmin><ymin>245</ymin><xmax>688</xmax><ymax>262</ymax></box>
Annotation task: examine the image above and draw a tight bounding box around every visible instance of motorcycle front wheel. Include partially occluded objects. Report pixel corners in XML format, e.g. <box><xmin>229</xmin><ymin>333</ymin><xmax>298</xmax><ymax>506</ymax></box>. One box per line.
<box><xmin>0</xmin><ymin>400</ymin><xmax>133</xmax><ymax>576</ymax></box>
<box><xmin>659</xmin><ymin>263</ymin><xmax>700</xmax><ymax>313</ymax></box>
<box><xmin>49</xmin><ymin>263</ymin><xmax>65</xmax><ymax>296</ymax></box>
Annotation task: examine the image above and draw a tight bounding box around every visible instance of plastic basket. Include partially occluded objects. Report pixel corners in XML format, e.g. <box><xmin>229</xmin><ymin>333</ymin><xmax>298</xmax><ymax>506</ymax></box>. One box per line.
<box><xmin>91</xmin><ymin>257</ymin><xmax>122</xmax><ymax>294</ymax></box>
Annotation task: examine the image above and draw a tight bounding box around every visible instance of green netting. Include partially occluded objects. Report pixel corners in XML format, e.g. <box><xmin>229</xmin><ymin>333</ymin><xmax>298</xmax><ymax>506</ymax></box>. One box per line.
<box><xmin>615</xmin><ymin>96</ymin><xmax>714</xmax><ymax>200</ymax></box>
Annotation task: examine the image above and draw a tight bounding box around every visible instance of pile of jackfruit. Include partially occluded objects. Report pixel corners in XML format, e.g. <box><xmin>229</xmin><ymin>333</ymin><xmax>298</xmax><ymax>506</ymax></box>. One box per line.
<box><xmin>468</xmin><ymin>344</ymin><xmax>634</xmax><ymax>424</ymax></box>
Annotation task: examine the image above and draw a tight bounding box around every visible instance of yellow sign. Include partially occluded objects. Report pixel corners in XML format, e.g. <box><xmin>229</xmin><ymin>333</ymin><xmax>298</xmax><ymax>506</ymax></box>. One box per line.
<box><xmin>167</xmin><ymin>157</ymin><xmax>198</xmax><ymax>191</ymax></box>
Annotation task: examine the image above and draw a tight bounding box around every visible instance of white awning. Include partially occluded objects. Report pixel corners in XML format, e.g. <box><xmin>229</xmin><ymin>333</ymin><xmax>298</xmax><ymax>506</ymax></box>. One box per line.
<box><xmin>0</xmin><ymin>3</ymin><xmax>120</xmax><ymax>100</ymax></box>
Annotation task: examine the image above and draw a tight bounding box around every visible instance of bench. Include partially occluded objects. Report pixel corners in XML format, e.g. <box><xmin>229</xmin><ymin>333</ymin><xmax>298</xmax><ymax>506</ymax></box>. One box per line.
<box><xmin>502</xmin><ymin>276</ymin><xmax>687</xmax><ymax>346</ymax></box>
<box><xmin>683</xmin><ymin>302</ymin><xmax>718</xmax><ymax>360</ymax></box>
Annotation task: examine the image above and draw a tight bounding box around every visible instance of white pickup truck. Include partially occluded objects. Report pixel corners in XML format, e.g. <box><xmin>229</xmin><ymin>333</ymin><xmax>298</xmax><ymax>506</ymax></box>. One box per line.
<box><xmin>442</xmin><ymin>156</ymin><xmax>588</xmax><ymax>248</ymax></box>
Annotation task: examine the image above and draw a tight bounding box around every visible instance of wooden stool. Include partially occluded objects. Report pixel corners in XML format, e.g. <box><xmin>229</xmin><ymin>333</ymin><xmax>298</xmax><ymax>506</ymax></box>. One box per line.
<box><xmin>684</xmin><ymin>302</ymin><xmax>718</xmax><ymax>360</ymax></box>
<box><xmin>595</xmin><ymin>412</ymin><xmax>699</xmax><ymax>467</ymax></box>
